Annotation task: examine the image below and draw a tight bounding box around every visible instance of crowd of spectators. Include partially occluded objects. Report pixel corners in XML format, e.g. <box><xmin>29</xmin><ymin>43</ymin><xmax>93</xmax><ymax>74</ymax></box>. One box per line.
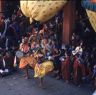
<box><xmin>0</xmin><ymin>9</ymin><xmax>96</xmax><ymax>88</ymax></box>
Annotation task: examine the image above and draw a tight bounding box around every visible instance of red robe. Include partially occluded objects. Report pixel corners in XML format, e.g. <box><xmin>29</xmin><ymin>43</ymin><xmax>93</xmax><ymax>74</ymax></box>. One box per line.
<box><xmin>73</xmin><ymin>56</ymin><xmax>85</xmax><ymax>82</ymax></box>
<box><xmin>61</xmin><ymin>56</ymin><xmax>70</xmax><ymax>81</ymax></box>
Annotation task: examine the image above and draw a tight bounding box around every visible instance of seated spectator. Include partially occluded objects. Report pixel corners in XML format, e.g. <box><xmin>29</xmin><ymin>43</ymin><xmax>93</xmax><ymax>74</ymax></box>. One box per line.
<box><xmin>0</xmin><ymin>51</ymin><xmax>15</xmax><ymax>77</ymax></box>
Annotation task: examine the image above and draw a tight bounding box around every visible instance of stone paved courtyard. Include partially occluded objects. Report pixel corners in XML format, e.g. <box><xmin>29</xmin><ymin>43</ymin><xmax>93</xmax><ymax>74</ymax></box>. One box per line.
<box><xmin>0</xmin><ymin>70</ymin><xmax>95</xmax><ymax>95</ymax></box>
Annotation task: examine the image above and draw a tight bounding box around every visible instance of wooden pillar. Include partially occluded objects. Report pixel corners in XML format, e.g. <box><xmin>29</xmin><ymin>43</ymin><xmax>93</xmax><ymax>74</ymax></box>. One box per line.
<box><xmin>91</xmin><ymin>0</ymin><xmax>96</xmax><ymax>3</ymax></box>
<box><xmin>0</xmin><ymin>0</ymin><xmax>5</xmax><ymax>16</ymax></box>
<box><xmin>62</xmin><ymin>1</ymin><xmax>76</xmax><ymax>44</ymax></box>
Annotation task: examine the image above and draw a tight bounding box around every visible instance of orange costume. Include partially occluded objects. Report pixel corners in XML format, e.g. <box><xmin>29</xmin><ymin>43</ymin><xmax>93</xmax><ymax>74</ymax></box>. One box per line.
<box><xmin>19</xmin><ymin>56</ymin><xmax>37</xmax><ymax>69</ymax></box>
<box><xmin>19</xmin><ymin>43</ymin><xmax>37</xmax><ymax>69</ymax></box>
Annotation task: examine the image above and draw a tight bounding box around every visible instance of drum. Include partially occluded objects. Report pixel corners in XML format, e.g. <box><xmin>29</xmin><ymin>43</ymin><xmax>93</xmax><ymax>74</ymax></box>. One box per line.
<box><xmin>16</xmin><ymin>51</ymin><xmax>24</xmax><ymax>59</ymax></box>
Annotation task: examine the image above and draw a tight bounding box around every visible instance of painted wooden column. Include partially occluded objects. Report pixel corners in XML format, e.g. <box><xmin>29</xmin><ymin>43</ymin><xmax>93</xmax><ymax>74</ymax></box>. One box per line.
<box><xmin>91</xmin><ymin>0</ymin><xmax>96</xmax><ymax>3</ymax></box>
<box><xmin>0</xmin><ymin>0</ymin><xmax>5</xmax><ymax>16</ymax></box>
<box><xmin>62</xmin><ymin>1</ymin><xmax>76</xmax><ymax>44</ymax></box>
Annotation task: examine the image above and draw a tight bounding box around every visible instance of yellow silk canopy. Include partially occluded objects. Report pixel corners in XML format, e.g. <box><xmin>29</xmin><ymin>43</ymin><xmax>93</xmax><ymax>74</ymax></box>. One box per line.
<box><xmin>86</xmin><ymin>9</ymin><xmax>96</xmax><ymax>32</ymax></box>
<box><xmin>20</xmin><ymin>0</ymin><xmax>67</xmax><ymax>23</ymax></box>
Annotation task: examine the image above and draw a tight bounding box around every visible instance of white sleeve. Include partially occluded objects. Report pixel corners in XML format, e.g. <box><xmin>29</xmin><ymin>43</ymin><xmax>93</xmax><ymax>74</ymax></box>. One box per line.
<box><xmin>3</xmin><ymin>58</ymin><xmax>6</xmax><ymax>68</ymax></box>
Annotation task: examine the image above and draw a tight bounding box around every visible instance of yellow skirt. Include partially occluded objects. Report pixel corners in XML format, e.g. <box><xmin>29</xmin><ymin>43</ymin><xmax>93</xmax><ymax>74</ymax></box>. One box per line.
<box><xmin>34</xmin><ymin>61</ymin><xmax>54</xmax><ymax>78</ymax></box>
<box><xmin>19</xmin><ymin>56</ymin><xmax>37</xmax><ymax>69</ymax></box>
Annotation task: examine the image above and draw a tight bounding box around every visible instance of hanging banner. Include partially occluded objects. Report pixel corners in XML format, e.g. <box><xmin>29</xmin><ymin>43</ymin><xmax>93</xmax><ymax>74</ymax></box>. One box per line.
<box><xmin>20</xmin><ymin>0</ymin><xmax>67</xmax><ymax>23</ymax></box>
<box><xmin>86</xmin><ymin>9</ymin><xmax>96</xmax><ymax>32</ymax></box>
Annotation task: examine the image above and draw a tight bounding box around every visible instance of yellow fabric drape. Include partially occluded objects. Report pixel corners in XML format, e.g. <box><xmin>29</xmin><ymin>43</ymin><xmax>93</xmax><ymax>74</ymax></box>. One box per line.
<box><xmin>86</xmin><ymin>9</ymin><xmax>96</xmax><ymax>32</ymax></box>
<box><xmin>34</xmin><ymin>61</ymin><xmax>54</xmax><ymax>78</ymax></box>
<box><xmin>20</xmin><ymin>0</ymin><xmax>67</xmax><ymax>23</ymax></box>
